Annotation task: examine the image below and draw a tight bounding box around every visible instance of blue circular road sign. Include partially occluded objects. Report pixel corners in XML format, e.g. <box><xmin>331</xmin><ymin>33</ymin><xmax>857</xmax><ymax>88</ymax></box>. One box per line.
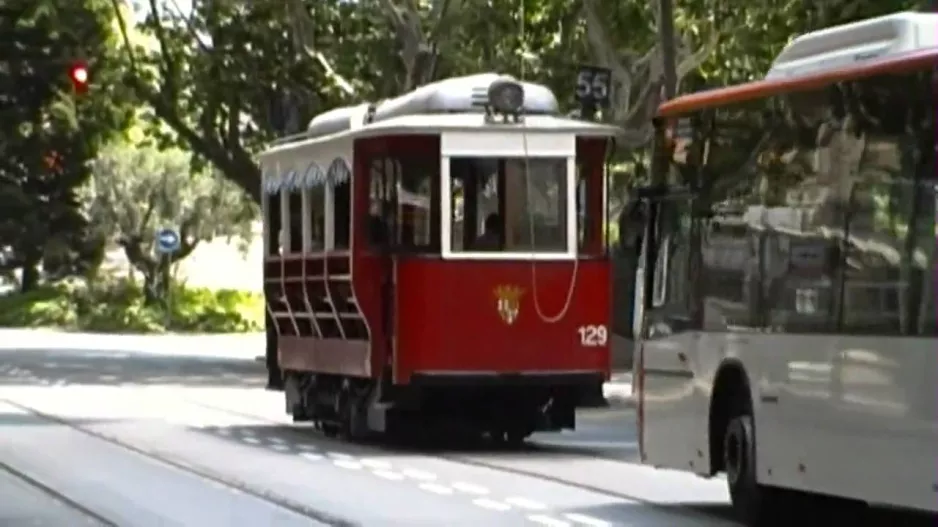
<box><xmin>155</xmin><ymin>228</ymin><xmax>181</xmax><ymax>254</ymax></box>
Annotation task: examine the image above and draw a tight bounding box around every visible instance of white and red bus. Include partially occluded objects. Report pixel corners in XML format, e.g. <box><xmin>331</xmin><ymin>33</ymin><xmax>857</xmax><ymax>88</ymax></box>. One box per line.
<box><xmin>631</xmin><ymin>11</ymin><xmax>937</xmax><ymax>525</ymax></box>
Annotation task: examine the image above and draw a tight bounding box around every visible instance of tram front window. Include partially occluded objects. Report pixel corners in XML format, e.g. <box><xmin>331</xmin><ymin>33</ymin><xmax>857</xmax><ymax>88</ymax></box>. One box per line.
<box><xmin>449</xmin><ymin>157</ymin><xmax>569</xmax><ymax>254</ymax></box>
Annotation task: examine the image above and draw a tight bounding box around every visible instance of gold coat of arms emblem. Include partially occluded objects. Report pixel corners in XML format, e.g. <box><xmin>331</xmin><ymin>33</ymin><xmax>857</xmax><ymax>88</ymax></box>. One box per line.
<box><xmin>493</xmin><ymin>285</ymin><xmax>525</xmax><ymax>325</ymax></box>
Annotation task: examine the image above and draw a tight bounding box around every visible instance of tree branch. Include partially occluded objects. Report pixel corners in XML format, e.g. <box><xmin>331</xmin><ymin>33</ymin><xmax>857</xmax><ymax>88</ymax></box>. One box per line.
<box><xmin>146</xmin><ymin>0</ymin><xmax>180</xmax><ymax>104</ymax></box>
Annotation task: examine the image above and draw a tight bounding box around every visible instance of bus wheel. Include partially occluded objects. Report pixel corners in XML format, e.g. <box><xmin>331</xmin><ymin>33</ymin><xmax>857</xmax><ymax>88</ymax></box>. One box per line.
<box><xmin>724</xmin><ymin>415</ymin><xmax>786</xmax><ymax>526</ymax></box>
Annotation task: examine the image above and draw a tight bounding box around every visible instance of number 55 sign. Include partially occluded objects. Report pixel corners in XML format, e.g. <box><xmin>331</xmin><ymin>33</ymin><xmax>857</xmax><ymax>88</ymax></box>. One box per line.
<box><xmin>574</xmin><ymin>65</ymin><xmax>612</xmax><ymax>108</ymax></box>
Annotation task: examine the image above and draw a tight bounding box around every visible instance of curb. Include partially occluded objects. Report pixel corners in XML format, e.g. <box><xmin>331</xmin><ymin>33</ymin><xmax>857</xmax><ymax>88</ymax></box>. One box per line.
<box><xmin>604</xmin><ymin>394</ymin><xmax>636</xmax><ymax>408</ymax></box>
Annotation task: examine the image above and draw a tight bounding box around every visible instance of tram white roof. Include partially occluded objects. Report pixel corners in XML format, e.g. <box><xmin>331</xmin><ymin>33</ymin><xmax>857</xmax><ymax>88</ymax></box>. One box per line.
<box><xmin>767</xmin><ymin>11</ymin><xmax>938</xmax><ymax>80</ymax></box>
<box><xmin>261</xmin><ymin>110</ymin><xmax>621</xmax><ymax>159</ymax></box>
<box><xmin>304</xmin><ymin>73</ymin><xmax>561</xmax><ymax>139</ymax></box>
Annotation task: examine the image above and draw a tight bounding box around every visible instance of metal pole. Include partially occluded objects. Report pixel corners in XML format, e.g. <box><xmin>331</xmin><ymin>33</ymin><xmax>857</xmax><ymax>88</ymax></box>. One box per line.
<box><xmin>658</xmin><ymin>0</ymin><xmax>678</xmax><ymax>101</ymax></box>
<box><xmin>165</xmin><ymin>253</ymin><xmax>172</xmax><ymax>328</ymax></box>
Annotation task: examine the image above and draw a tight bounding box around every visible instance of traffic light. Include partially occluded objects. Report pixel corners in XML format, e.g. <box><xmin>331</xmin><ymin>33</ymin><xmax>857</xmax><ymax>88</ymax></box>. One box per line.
<box><xmin>68</xmin><ymin>62</ymin><xmax>89</xmax><ymax>93</ymax></box>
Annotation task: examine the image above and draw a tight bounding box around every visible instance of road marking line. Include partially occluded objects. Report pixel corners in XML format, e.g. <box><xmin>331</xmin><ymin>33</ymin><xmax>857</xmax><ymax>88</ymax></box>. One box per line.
<box><xmin>506</xmin><ymin>497</ymin><xmax>548</xmax><ymax>510</ymax></box>
<box><xmin>242</xmin><ymin>436</ymin><xmax>261</xmax><ymax>444</ymax></box>
<box><xmin>418</xmin><ymin>482</ymin><xmax>453</xmax><ymax>495</ymax></box>
<box><xmin>372</xmin><ymin>469</ymin><xmax>405</xmax><ymax>481</ymax></box>
<box><xmin>327</xmin><ymin>452</ymin><xmax>355</xmax><ymax>460</ymax></box>
<box><xmin>451</xmin><ymin>482</ymin><xmax>490</xmax><ymax>495</ymax></box>
<box><xmin>296</xmin><ymin>444</ymin><xmax>318</xmax><ymax>452</ymax></box>
<box><xmin>563</xmin><ymin>513</ymin><xmax>612</xmax><ymax>526</ymax></box>
<box><xmin>268</xmin><ymin>436</ymin><xmax>286</xmax><ymax>445</ymax></box>
<box><xmin>360</xmin><ymin>458</ymin><xmax>393</xmax><ymax>470</ymax></box>
<box><xmin>472</xmin><ymin>498</ymin><xmax>511</xmax><ymax>511</ymax></box>
<box><xmin>333</xmin><ymin>459</ymin><xmax>363</xmax><ymax>470</ymax></box>
<box><xmin>299</xmin><ymin>452</ymin><xmax>324</xmax><ymax>461</ymax></box>
<box><xmin>527</xmin><ymin>515</ymin><xmax>571</xmax><ymax>527</ymax></box>
<box><xmin>402</xmin><ymin>468</ymin><xmax>437</xmax><ymax>481</ymax></box>
<box><xmin>270</xmin><ymin>443</ymin><xmax>291</xmax><ymax>452</ymax></box>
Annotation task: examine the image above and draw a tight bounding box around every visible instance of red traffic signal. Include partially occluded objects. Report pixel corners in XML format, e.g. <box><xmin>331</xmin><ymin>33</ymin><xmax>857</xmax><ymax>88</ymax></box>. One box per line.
<box><xmin>69</xmin><ymin>62</ymin><xmax>89</xmax><ymax>93</ymax></box>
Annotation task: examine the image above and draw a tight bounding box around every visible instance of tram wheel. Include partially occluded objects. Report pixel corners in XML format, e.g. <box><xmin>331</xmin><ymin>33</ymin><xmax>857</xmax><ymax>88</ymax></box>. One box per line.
<box><xmin>504</xmin><ymin>429</ymin><xmax>530</xmax><ymax>448</ymax></box>
<box><xmin>321</xmin><ymin>423</ymin><xmax>340</xmax><ymax>438</ymax></box>
<box><xmin>491</xmin><ymin>428</ymin><xmax>530</xmax><ymax>449</ymax></box>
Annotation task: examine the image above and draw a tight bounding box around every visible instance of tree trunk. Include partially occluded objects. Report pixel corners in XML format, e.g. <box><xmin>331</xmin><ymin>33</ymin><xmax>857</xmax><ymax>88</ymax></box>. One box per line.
<box><xmin>143</xmin><ymin>272</ymin><xmax>160</xmax><ymax>305</ymax></box>
<box><xmin>19</xmin><ymin>254</ymin><xmax>40</xmax><ymax>293</ymax></box>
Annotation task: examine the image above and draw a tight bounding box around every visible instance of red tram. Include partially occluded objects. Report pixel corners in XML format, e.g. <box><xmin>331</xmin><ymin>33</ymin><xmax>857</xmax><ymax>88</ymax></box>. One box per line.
<box><xmin>260</xmin><ymin>73</ymin><xmax>621</xmax><ymax>442</ymax></box>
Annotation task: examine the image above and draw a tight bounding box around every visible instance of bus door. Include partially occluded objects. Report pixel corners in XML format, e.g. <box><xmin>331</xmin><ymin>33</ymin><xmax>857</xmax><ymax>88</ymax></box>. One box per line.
<box><xmin>634</xmin><ymin>185</ymin><xmax>703</xmax><ymax>467</ymax></box>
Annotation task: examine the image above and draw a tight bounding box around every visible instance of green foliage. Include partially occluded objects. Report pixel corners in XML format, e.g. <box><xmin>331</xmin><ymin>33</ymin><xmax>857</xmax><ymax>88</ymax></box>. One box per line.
<box><xmin>114</xmin><ymin>0</ymin><xmax>930</xmax><ymax>213</ymax></box>
<box><xmin>82</xmin><ymin>142</ymin><xmax>256</xmax><ymax>270</ymax></box>
<box><xmin>0</xmin><ymin>0</ymin><xmax>136</xmax><ymax>290</ymax></box>
<box><xmin>0</xmin><ymin>277</ymin><xmax>263</xmax><ymax>334</ymax></box>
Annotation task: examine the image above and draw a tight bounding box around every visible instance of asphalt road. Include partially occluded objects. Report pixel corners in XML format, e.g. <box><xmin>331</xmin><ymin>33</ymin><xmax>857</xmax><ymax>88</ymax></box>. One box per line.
<box><xmin>0</xmin><ymin>332</ymin><xmax>818</xmax><ymax>526</ymax></box>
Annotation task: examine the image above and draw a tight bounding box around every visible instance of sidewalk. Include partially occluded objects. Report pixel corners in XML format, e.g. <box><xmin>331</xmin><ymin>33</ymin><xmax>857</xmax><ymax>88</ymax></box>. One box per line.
<box><xmin>0</xmin><ymin>328</ymin><xmax>264</xmax><ymax>361</ymax></box>
<box><xmin>2</xmin><ymin>329</ymin><xmax>635</xmax><ymax>406</ymax></box>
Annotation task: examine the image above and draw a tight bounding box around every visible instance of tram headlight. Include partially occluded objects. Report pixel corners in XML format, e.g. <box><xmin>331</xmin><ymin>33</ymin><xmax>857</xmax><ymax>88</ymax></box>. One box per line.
<box><xmin>487</xmin><ymin>79</ymin><xmax>525</xmax><ymax>115</ymax></box>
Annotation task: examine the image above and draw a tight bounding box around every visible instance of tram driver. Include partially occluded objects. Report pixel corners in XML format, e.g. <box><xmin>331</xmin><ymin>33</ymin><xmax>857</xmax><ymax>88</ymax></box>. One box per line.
<box><xmin>475</xmin><ymin>213</ymin><xmax>503</xmax><ymax>250</ymax></box>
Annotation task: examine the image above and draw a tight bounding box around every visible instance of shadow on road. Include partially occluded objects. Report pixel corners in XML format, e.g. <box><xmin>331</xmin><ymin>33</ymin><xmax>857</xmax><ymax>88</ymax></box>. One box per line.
<box><xmin>0</xmin><ymin>411</ymin><xmax>118</xmax><ymax>427</ymax></box>
<box><xmin>559</xmin><ymin>501</ymin><xmax>738</xmax><ymax>525</ymax></box>
<box><xmin>0</xmin><ymin>348</ymin><xmax>265</xmax><ymax>388</ymax></box>
<box><xmin>563</xmin><ymin>493</ymin><xmax>937</xmax><ymax>527</ymax></box>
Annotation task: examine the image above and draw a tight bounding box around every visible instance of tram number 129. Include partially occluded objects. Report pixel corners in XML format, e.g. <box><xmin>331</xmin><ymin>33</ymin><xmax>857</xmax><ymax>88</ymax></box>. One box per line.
<box><xmin>577</xmin><ymin>325</ymin><xmax>608</xmax><ymax>347</ymax></box>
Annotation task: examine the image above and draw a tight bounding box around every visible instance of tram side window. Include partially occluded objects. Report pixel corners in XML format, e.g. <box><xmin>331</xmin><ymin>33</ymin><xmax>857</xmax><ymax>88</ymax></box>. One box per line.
<box><xmin>305</xmin><ymin>181</ymin><xmax>326</xmax><ymax>251</ymax></box>
<box><xmin>398</xmin><ymin>157</ymin><xmax>439</xmax><ymax>252</ymax></box>
<box><xmin>287</xmin><ymin>186</ymin><xmax>302</xmax><ymax>254</ymax></box>
<box><xmin>333</xmin><ymin>176</ymin><xmax>351</xmax><ymax>250</ymax></box>
<box><xmin>367</xmin><ymin>156</ymin><xmax>440</xmax><ymax>253</ymax></box>
<box><xmin>368</xmin><ymin>158</ymin><xmax>395</xmax><ymax>248</ymax></box>
<box><xmin>264</xmin><ymin>188</ymin><xmax>282</xmax><ymax>255</ymax></box>
<box><xmin>449</xmin><ymin>157</ymin><xmax>568</xmax><ymax>253</ymax></box>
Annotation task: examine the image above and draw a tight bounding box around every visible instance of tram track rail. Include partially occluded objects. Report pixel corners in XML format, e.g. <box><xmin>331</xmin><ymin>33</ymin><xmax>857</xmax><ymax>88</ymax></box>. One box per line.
<box><xmin>0</xmin><ymin>458</ymin><xmax>117</xmax><ymax>527</ymax></box>
<box><xmin>184</xmin><ymin>397</ymin><xmax>740</xmax><ymax>526</ymax></box>
<box><xmin>0</xmin><ymin>397</ymin><xmax>358</xmax><ymax>527</ymax></box>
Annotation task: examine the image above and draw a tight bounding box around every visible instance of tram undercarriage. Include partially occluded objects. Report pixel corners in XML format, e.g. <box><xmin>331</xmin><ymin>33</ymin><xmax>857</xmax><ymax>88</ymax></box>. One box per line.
<box><xmin>282</xmin><ymin>370</ymin><xmax>589</xmax><ymax>445</ymax></box>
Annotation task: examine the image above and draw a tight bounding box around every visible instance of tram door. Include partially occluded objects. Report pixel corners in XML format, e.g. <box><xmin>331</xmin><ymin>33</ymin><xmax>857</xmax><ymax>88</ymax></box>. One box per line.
<box><xmin>368</xmin><ymin>157</ymin><xmax>400</xmax><ymax>375</ymax></box>
<box><xmin>366</xmin><ymin>139</ymin><xmax>441</xmax><ymax>377</ymax></box>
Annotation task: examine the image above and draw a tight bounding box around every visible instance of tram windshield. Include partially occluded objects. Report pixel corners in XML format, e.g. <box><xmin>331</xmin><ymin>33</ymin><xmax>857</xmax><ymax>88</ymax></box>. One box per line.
<box><xmin>447</xmin><ymin>157</ymin><xmax>573</xmax><ymax>257</ymax></box>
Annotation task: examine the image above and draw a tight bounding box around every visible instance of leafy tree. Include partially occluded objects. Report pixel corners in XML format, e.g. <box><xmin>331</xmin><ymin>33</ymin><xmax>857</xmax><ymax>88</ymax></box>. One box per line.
<box><xmin>108</xmin><ymin>0</ymin><xmax>359</xmax><ymax>203</ymax></box>
<box><xmin>0</xmin><ymin>0</ymin><xmax>134</xmax><ymax>292</ymax></box>
<box><xmin>82</xmin><ymin>142</ymin><xmax>256</xmax><ymax>303</ymax></box>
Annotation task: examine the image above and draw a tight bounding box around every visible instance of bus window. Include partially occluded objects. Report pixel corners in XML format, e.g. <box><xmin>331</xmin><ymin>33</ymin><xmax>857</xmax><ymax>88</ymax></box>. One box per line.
<box><xmin>688</xmin><ymin>70</ymin><xmax>936</xmax><ymax>336</ymax></box>
<box><xmin>448</xmin><ymin>157</ymin><xmax>568</xmax><ymax>254</ymax></box>
<box><xmin>834</xmin><ymin>72</ymin><xmax>935</xmax><ymax>336</ymax></box>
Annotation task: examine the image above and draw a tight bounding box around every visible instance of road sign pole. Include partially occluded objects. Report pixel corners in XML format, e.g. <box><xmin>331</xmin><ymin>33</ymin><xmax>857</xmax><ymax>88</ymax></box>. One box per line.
<box><xmin>164</xmin><ymin>252</ymin><xmax>172</xmax><ymax>329</ymax></box>
<box><xmin>154</xmin><ymin>227</ymin><xmax>181</xmax><ymax>330</ymax></box>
